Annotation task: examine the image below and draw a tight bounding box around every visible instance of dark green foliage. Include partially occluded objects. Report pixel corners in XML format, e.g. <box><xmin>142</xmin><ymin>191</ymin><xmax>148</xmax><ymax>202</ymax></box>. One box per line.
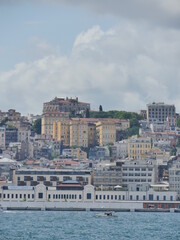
<box><xmin>90</xmin><ymin>110</ymin><xmax>142</xmax><ymax>121</ymax></box>
<box><xmin>32</xmin><ymin>118</ymin><xmax>41</xmax><ymax>134</ymax></box>
<box><xmin>99</xmin><ymin>105</ymin><xmax>103</xmax><ymax>112</ymax></box>
<box><xmin>177</xmin><ymin>119</ymin><xmax>180</xmax><ymax>128</ymax></box>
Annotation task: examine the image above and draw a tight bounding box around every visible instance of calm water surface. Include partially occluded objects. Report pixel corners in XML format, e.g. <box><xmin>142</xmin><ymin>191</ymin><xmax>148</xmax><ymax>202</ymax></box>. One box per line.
<box><xmin>0</xmin><ymin>211</ymin><xmax>180</xmax><ymax>240</ymax></box>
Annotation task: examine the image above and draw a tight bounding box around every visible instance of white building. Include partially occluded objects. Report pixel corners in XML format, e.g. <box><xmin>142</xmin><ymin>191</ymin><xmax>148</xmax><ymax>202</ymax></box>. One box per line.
<box><xmin>121</xmin><ymin>160</ymin><xmax>158</xmax><ymax>188</ymax></box>
<box><xmin>169</xmin><ymin>160</ymin><xmax>180</xmax><ymax>195</ymax></box>
<box><xmin>112</xmin><ymin>140</ymin><xmax>128</xmax><ymax>159</ymax></box>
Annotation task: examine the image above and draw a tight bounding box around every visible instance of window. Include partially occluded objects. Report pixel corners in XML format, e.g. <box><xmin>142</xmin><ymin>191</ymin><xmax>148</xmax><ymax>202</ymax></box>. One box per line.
<box><xmin>20</xmin><ymin>194</ymin><xmax>22</xmax><ymax>199</ymax></box>
<box><xmin>143</xmin><ymin>195</ymin><xmax>146</xmax><ymax>201</ymax></box>
<box><xmin>119</xmin><ymin>195</ymin><xmax>121</xmax><ymax>200</ymax></box>
<box><xmin>28</xmin><ymin>194</ymin><xmax>30</xmax><ymax>199</ymax></box>
<box><xmin>79</xmin><ymin>195</ymin><xmax>81</xmax><ymax>200</ymax></box>
<box><xmin>157</xmin><ymin>196</ymin><xmax>159</xmax><ymax>201</ymax></box>
<box><xmin>170</xmin><ymin>196</ymin><xmax>173</xmax><ymax>201</ymax></box>
<box><xmin>163</xmin><ymin>196</ymin><xmax>166</xmax><ymax>201</ymax></box>
<box><xmin>130</xmin><ymin>195</ymin><xmax>133</xmax><ymax>200</ymax></box>
<box><xmin>111</xmin><ymin>195</ymin><xmax>113</xmax><ymax>200</ymax></box>
<box><xmin>32</xmin><ymin>194</ymin><xmax>34</xmax><ymax>199</ymax></box>
<box><xmin>38</xmin><ymin>193</ymin><xmax>43</xmax><ymax>199</ymax></box>
<box><xmin>87</xmin><ymin>193</ymin><xmax>91</xmax><ymax>200</ymax></box>
<box><xmin>16</xmin><ymin>194</ymin><xmax>18</xmax><ymax>199</ymax></box>
<box><xmin>96</xmin><ymin>195</ymin><xmax>98</xmax><ymax>200</ymax></box>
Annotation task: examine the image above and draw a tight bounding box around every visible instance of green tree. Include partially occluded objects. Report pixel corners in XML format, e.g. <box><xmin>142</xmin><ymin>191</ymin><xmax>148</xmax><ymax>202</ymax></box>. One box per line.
<box><xmin>32</xmin><ymin>118</ymin><xmax>41</xmax><ymax>134</ymax></box>
<box><xmin>99</xmin><ymin>105</ymin><xmax>103</xmax><ymax>112</ymax></box>
<box><xmin>177</xmin><ymin>119</ymin><xmax>180</xmax><ymax>128</ymax></box>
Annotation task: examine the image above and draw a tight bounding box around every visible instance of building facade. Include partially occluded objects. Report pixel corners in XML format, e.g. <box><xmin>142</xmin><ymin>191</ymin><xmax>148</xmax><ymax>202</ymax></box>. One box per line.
<box><xmin>147</xmin><ymin>102</ymin><xmax>176</xmax><ymax>123</ymax></box>
<box><xmin>128</xmin><ymin>137</ymin><xmax>151</xmax><ymax>160</ymax></box>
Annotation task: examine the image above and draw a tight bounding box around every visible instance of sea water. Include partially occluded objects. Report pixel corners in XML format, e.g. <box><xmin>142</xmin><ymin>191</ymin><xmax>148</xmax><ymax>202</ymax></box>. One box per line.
<box><xmin>0</xmin><ymin>211</ymin><xmax>179</xmax><ymax>240</ymax></box>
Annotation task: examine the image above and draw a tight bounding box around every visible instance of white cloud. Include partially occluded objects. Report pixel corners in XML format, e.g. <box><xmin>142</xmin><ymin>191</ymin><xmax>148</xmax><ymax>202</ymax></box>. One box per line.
<box><xmin>0</xmin><ymin>23</ymin><xmax>180</xmax><ymax>114</ymax></box>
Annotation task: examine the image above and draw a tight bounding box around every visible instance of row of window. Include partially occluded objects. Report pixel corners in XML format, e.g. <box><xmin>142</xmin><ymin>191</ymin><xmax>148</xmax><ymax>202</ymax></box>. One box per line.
<box><xmin>123</xmin><ymin>173</ymin><xmax>152</xmax><ymax>177</ymax></box>
<box><xmin>123</xmin><ymin>179</ymin><xmax>152</xmax><ymax>182</ymax></box>
<box><xmin>123</xmin><ymin>168</ymin><xmax>153</xmax><ymax>171</ymax></box>
<box><xmin>0</xmin><ymin>193</ymin><xmax>34</xmax><ymax>200</ymax></box>
<box><xmin>49</xmin><ymin>194</ymin><xmax>81</xmax><ymax>200</ymax></box>
<box><xmin>95</xmin><ymin>194</ymin><xmax>174</xmax><ymax>201</ymax></box>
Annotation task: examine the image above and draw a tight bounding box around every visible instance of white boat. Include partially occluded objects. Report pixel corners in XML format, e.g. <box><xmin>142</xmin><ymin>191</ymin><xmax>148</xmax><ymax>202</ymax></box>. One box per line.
<box><xmin>96</xmin><ymin>211</ymin><xmax>117</xmax><ymax>217</ymax></box>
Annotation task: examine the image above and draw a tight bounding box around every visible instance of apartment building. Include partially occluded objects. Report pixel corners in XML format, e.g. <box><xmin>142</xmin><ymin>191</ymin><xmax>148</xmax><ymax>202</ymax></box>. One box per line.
<box><xmin>41</xmin><ymin>112</ymin><xmax>69</xmax><ymax>137</ymax></box>
<box><xmin>53</xmin><ymin>121</ymin><xmax>70</xmax><ymax>146</ymax></box>
<box><xmin>169</xmin><ymin>160</ymin><xmax>180</xmax><ymax>195</ymax></box>
<box><xmin>70</xmin><ymin>119</ymin><xmax>91</xmax><ymax>148</ymax></box>
<box><xmin>121</xmin><ymin>160</ymin><xmax>158</xmax><ymax>189</ymax></box>
<box><xmin>128</xmin><ymin>137</ymin><xmax>151</xmax><ymax>160</ymax></box>
<box><xmin>53</xmin><ymin>119</ymin><xmax>96</xmax><ymax>148</ymax></box>
<box><xmin>147</xmin><ymin>102</ymin><xmax>176</xmax><ymax>123</ymax></box>
<box><xmin>96</xmin><ymin>121</ymin><xmax>116</xmax><ymax>146</ymax></box>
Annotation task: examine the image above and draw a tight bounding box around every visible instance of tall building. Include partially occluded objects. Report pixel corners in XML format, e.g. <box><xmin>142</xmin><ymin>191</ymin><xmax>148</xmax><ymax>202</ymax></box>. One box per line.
<box><xmin>70</xmin><ymin>119</ymin><xmax>96</xmax><ymax>148</ymax></box>
<box><xmin>53</xmin><ymin>121</ymin><xmax>70</xmax><ymax>146</ymax></box>
<box><xmin>96</xmin><ymin>121</ymin><xmax>116</xmax><ymax>146</ymax></box>
<box><xmin>169</xmin><ymin>160</ymin><xmax>180</xmax><ymax>195</ymax></box>
<box><xmin>147</xmin><ymin>102</ymin><xmax>176</xmax><ymax>123</ymax></box>
<box><xmin>41</xmin><ymin>97</ymin><xmax>90</xmax><ymax>138</ymax></box>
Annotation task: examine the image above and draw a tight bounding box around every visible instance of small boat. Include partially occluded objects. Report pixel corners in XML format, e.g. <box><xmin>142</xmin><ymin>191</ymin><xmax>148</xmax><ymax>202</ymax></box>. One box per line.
<box><xmin>96</xmin><ymin>211</ymin><xmax>117</xmax><ymax>217</ymax></box>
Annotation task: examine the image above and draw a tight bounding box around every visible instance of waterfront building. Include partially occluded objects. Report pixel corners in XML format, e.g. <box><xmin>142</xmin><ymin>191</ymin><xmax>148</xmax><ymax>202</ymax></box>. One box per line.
<box><xmin>0</xmin><ymin>183</ymin><xmax>177</xmax><ymax>205</ymax></box>
<box><xmin>128</xmin><ymin>137</ymin><xmax>151</xmax><ymax>160</ymax></box>
<box><xmin>93</xmin><ymin>169</ymin><xmax>122</xmax><ymax>189</ymax></box>
<box><xmin>147</xmin><ymin>102</ymin><xmax>176</xmax><ymax>123</ymax></box>
<box><xmin>169</xmin><ymin>160</ymin><xmax>180</xmax><ymax>195</ymax></box>
<box><xmin>13</xmin><ymin>169</ymin><xmax>92</xmax><ymax>187</ymax></box>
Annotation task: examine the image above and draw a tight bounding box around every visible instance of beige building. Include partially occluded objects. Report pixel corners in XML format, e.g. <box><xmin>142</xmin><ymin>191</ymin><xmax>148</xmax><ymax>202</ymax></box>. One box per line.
<box><xmin>41</xmin><ymin>112</ymin><xmax>69</xmax><ymax>137</ymax></box>
<box><xmin>128</xmin><ymin>137</ymin><xmax>152</xmax><ymax>160</ymax></box>
<box><xmin>96</xmin><ymin>121</ymin><xmax>116</xmax><ymax>146</ymax></box>
<box><xmin>53</xmin><ymin>121</ymin><xmax>70</xmax><ymax>146</ymax></box>
<box><xmin>70</xmin><ymin>119</ymin><xmax>96</xmax><ymax>148</ymax></box>
<box><xmin>43</xmin><ymin>97</ymin><xmax>90</xmax><ymax>114</ymax></box>
<box><xmin>53</xmin><ymin>119</ymin><xmax>96</xmax><ymax>148</ymax></box>
<box><xmin>41</xmin><ymin>97</ymin><xmax>90</xmax><ymax>138</ymax></box>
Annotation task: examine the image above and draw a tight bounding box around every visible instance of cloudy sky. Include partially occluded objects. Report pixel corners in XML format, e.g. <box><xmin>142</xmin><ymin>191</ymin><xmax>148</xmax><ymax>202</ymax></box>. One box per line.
<box><xmin>0</xmin><ymin>0</ymin><xmax>180</xmax><ymax>115</ymax></box>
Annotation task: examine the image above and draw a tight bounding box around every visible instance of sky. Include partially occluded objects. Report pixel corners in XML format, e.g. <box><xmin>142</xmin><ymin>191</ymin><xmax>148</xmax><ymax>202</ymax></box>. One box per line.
<box><xmin>0</xmin><ymin>0</ymin><xmax>180</xmax><ymax>115</ymax></box>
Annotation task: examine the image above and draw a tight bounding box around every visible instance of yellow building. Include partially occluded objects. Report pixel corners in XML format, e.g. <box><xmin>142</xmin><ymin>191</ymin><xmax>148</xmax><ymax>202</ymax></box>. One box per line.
<box><xmin>41</xmin><ymin>112</ymin><xmax>69</xmax><ymax>137</ymax></box>
<box><xmin>128</xmin><ymin>137</ymin><xmax>152</xmax><ymax>160</ymax></box>
<box><xmin>53</xmin><ymin>121</ymin><xmax>70</xmax><ymax>146</ymax></box>
<box><xmin>70</xmin><ymin>119</ymin><xmax>89</xmax><ymax>148</ymax></box>
<box><xmin>96</xmin><ymin>121</ymin><xmax>116</xmax><ymax>146</ymax></box>
<box><xmin>53</xmin><ymin>119</ymin><xmax>96</xmax><ymax>148</ymax></box>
